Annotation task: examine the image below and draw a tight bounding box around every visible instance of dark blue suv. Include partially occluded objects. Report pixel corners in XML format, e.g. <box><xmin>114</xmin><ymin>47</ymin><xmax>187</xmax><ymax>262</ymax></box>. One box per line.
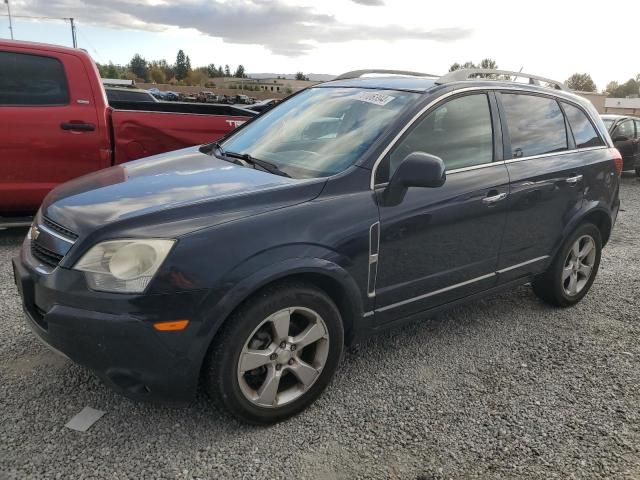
<box><xmin>13</xmin><ymin>69</ymin><xmax>621</xmax><ymax>424</ymax></box>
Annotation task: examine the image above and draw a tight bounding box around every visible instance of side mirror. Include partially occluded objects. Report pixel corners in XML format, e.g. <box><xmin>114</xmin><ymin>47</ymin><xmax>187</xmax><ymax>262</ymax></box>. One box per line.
<box><xmin>383</xmin><ymin>152</ymin><xmax>446</xmax><ymax>206</ymax></box>
<box><xmin>613</xmin><ymin>135</ymin><xmax>629</xmax><ymax>143</ymax></box>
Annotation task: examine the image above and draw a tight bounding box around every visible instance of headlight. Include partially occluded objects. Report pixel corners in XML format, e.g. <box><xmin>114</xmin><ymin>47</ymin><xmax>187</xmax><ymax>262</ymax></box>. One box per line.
<box><xmin>74</xmin><ymin>239</ymin><xmax>175</xmax><ymax>293</ymax></box>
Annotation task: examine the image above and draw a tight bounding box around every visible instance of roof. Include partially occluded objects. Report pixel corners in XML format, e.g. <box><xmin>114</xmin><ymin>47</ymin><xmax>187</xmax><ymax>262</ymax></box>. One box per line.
<box><xmin>601</xmin><ymin>113</ymin><xmax>639</xmax><ymax>120</ymax></box>
<box><xmin>317</xmin><ymin>76</ymin><xmax>590</xmax><ymax>107</ymax></box>
<box><xmin>319</xmin><ymin>76</ymin><xmax>438</xmax><ymax>92</ymax></box>
<box><xmin>0</xmin><ymin>39</ymin><xmax>89</xmax><ymax>58</ymax></box>
<box><xmin>605</xmin><ymin>97</ymin><xmax>640</xmax><ymax>109</ymax></box>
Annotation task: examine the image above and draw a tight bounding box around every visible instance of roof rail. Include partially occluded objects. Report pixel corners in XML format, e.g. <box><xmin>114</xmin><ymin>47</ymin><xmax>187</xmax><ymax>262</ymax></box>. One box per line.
<box><xmin>334</xmin><ymin>69</ymin><xmax>438</xmax><ymax>81</ymax></box>
<box><xmin>435</xmin><ymin>69</ymin><xmax>569</xmax><ymax>91</ymax></box>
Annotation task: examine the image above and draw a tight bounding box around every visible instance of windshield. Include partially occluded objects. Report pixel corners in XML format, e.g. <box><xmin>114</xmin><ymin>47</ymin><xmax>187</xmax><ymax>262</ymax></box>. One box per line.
<box><xmin>221</xmin><ymin>87</ymin><xmax>420</xmax><ymax>178</ymax></box>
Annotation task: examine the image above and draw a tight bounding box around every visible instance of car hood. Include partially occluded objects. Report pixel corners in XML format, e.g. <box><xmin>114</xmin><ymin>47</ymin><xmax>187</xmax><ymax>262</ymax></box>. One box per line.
<box><xmin>42</xmin><ymin>146</ymin><xmax>325</xmax><ymax>238</ymax></box>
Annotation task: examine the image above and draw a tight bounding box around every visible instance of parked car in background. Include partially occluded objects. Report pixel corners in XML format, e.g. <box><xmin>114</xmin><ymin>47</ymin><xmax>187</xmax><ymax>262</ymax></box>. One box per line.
<box><xmin>105</xmin><ymin>86</ymin><xmax>158</xmax><ymax>104</ymax></box>
<box><xmin>0</xmin><ymin>40</ymin><xmax>256</xmax><ymax>218</ymax></box>
<box><xmin>233</xmin><ymin>94</ymin><xmax>253</xmax><ymax>105</ymax></box>
<box><xmin>248</xmin><ymin>98</ymin><xmax>279</xmax><ymax>113</ymax></box>
<box><xmin>148</xmin><ymin>88</ymin><xmax>180</xmax><ymax>101</ymax></box>
<box><xmin>179</xmin><ymin>93</ymin><xmax>198</xmax><ymax>103</ymax></box>
<box><xmin>197</xmin><ymin>91</ymin><xmax>218</xmax><ymax>103</ymax></box>
<box><xmin>601</xmin><ymin>114</ymin><xmax>640</xmax><ymax>176</ymax></box>
<box><xmin>13</xmin><ymin>69</ymin><xmax>620</xmax><ymax>424</ymax></box>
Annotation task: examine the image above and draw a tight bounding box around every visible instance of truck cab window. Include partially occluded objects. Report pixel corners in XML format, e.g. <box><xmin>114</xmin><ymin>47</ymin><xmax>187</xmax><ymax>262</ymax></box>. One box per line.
<box><xmin>0</xmin><ymin>52</ymin><xmax>69</xmax><ymax>106</ymax></box>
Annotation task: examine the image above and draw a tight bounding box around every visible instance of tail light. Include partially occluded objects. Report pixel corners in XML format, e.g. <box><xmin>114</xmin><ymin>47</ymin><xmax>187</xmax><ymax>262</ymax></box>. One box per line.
<box><xmin>611</xmin><ymin>148</ymin><xmax>623</xmax><ymax>176</ymax></box>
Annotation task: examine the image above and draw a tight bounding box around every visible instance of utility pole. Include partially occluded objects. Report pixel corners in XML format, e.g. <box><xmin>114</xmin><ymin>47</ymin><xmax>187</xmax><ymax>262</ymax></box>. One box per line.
<box><xmin>4</xmin><ymin>0</ymin><xmax>13</xmax><ymax>40</ymax></box>
<box><xmin>69</xmin><ymin>17</ymin><xmax>77</xmax><ymax>48</ymax></box>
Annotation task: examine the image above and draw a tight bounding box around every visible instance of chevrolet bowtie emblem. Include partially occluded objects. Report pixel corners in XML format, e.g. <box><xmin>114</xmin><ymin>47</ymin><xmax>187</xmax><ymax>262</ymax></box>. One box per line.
<box><xmin>31</xmin><ymin>225</ymin><xmax>40</xmax><ymax>241</ymax></box>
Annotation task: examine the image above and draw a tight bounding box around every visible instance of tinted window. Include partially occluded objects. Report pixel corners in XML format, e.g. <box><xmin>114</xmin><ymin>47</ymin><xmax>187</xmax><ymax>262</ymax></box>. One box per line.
<box><xmin>613</xmin><ymin>120</ymin><xmax>635</xmax><ymax>140</ymax></box>
<box><xmin>384</xmin><ymin>94</ymin><xmax>493</xmax><ymax>179</ymax></box>
<box><xmin>636</xmin><ymin>120</ymin><xmax>640</xmax><ymax>139</ymax></box>
<box><xmin>562</xmin><ymin>103</ymin><xmax>604</xmax><ymax>148</ymax></box>
<box><xmin>0</xmin><ymin>52</ymin><xmax>69</xmax><ymax>105</ymax></box>
<box><xmin>501</xmin><ymin>94</ymin><xmax>567</xmax><ymax>158</ymax></box>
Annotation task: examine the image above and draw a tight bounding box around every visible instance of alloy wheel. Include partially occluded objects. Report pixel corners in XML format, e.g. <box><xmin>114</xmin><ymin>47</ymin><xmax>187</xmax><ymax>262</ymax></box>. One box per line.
<box><xmin>562</xmin><ymin>235</ymin><xmax>597</xmax><ymax>297</ymax></box>
<box><xmin>236</xmin><ymin>307</ymin><xmax>330</xmax><ymax>408</ymax></box>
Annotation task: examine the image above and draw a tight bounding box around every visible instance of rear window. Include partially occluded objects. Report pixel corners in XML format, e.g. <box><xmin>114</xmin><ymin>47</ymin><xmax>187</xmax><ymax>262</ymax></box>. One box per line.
<box><xmin>0</xmin><ymin>51</ymin><xmax>69</xmax><ymax>106</ymax></box>
<box><xmin>106</xmin><ymin>89</ymin><xmax>153</xmax><ymax>103</ymax></box>
<box><xmin>562</xmin><ymin>103</ymin><xmax>604</xmax><ymax>148</ymax></box>
<box><xmin>501</xmin><ymin>93</ymin><xmax>567</xmax><ymax>158</ymax></box>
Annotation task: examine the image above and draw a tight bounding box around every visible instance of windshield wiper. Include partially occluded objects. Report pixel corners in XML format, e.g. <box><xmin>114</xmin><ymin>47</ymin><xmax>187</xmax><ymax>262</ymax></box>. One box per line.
<box><xmin>225</xmin><ymin>151</ymin><xmax>291</xmax><ymax>178</ymax></box>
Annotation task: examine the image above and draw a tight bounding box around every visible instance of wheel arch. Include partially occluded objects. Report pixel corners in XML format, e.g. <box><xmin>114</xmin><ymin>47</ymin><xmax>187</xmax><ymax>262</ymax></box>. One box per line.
<box><xmin>194</xmin><ymin>258</ymin><xmax>365</xmax><ymax>374</ymax></box>
<box><xmin>561</xmin><ymin>203</ymin><xmax>613</xmax><ymax>251</ymax></box>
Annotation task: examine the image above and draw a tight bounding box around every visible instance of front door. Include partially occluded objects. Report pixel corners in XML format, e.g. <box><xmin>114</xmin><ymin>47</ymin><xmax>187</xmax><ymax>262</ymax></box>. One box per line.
<box><xmin>0</xmin><ymin>49</ymin><xmax>105</xmax><ymax>213</ymax></box>
<box><xmin>372</xmin><ymin>92</ymin><xmax>509</xmax><ymax>323</ymax></box>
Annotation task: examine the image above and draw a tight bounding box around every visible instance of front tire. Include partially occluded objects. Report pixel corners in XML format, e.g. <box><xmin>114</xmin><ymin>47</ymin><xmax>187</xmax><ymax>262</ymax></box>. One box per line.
<box><xmin>204</xmin><ymin>282</ymin><xmax>344</xmax><ymax>424</ymax></box>
<box><xmin>532</xmin><ymin>223</ymin><xmax>602</xmax><ymax>307</ymax></box>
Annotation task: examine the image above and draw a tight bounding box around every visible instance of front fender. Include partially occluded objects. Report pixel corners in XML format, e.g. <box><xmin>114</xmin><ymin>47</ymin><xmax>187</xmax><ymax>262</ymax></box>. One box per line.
<box><xmin>191</xmin><ymin>253</ymin><xmax>366</xmax><ymax>368</ymax></box>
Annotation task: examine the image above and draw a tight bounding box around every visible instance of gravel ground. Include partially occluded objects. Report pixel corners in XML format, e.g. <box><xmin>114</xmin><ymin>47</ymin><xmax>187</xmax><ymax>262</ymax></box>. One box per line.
<box><xmin>1</xmin><ymin>175</ymin><xmax>639</xmax><ymax>480</ymax></box>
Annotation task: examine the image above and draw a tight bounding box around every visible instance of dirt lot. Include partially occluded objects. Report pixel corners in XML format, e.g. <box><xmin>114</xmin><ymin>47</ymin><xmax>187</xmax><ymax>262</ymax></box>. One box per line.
<box><xmin>1</xmin><ymin>175</ymin><xmax>639</xmax><ymax>479</ymax></box>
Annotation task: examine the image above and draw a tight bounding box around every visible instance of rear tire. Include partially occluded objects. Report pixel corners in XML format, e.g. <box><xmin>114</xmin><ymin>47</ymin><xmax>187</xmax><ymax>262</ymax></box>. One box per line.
<box><xmin>532</xmin><ymin>223</ymin><xmax>602</xmax><ymax>307</ymax></box>
<box><xmin>203</xmin><ymin>281</ymin><xmax>344</xmax><ymax>424</ymax></box>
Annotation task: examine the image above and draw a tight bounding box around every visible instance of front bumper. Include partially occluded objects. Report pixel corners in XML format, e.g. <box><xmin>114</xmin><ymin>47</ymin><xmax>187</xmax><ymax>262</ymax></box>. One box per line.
<box><xmin>12</xmin><ymin>241</ymin><xmax>211</xmax><ymax>403</ymax></box>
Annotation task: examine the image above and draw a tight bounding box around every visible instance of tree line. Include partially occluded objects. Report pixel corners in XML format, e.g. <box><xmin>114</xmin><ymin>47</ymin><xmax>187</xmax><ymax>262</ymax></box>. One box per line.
<box><xmin>96</xmin><ymin>50</ymin><xmax>313</xmax><ymax>87</ymax></box>
<box><xmin>97</xmin><ymin>49</ymin><xmax>249</xmax><ymax>86</ymax></box>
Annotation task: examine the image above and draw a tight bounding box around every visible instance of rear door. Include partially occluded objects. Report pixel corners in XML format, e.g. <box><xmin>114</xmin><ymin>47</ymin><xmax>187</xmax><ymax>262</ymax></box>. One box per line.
<box><xmin>0</xmin><ymin>49</ymin><xmax>103</xmax><ymax>213</ymax></box>
<box><xmin>496</xmin><ymin>93</ymin><xmax>605</xmax><ymax>282</ymax></box>
<box><xmin>373</xmin><ymin>92</ymin><xmax>510</xmax><ymax>323</ymax></box>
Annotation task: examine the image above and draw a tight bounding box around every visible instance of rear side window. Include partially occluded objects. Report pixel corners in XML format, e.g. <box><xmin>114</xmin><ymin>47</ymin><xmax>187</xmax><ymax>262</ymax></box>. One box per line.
<box><xmin>385</xmin><ymin>93</ymin><xmax>493</xmax><ymax>178</ymax></box>
<box><xmin>562</xmin><ymin>103</ymin><xmax>604</xmax><ymax>148</ymax></box>
<box><xmin>0</xmin><ymin>51</ymin><xmax>69</xmax><ymax>106</ymax></box>
<box><xmin>501</xmin><ymin>93</ymin><xmax>567</xmax><ymax>158</ymax></box>
<box><xmin>636</xmin><ymin>120</ymin><xmax>640</xmax><ymax>139</ymax></box>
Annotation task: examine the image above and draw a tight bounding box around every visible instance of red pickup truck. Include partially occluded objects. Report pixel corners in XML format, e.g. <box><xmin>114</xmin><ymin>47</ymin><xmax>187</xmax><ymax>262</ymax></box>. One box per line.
<box><xmin>0</xmin><ymin>40</ymin><xmax>255</xmax><ymax>221</ymax></box>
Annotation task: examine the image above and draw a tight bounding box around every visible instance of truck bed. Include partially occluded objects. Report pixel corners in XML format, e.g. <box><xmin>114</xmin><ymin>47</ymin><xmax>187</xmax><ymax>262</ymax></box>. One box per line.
<box><xmin>110</xmin><ymin>102</ymin><xmax>256</xmax><ymax>164</ymax></box>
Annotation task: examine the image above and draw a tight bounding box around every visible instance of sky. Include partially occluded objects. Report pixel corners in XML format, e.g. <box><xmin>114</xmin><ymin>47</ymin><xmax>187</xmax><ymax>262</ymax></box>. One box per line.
<box><xmin>1</xmin><ymin>0</ymin><xmax>637</xmax><ymax>90</ymax></box>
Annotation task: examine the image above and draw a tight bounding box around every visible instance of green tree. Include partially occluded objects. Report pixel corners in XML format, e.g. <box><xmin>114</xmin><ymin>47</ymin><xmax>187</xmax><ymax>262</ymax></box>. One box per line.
<box><xmin>224</xmin><ymin>64</ymin><xmax>231</xmax><ymax>77</ymax></box>
<box><xmin>234</xmin><ymin>65</ymin><xmax>246</xmax><ymax>78</ymax></box>
<box><xmin>175</xmin><ymin>50</ymin><xmax>189</xmax><ymax>80</ymax></box>
<box><xmin>151</xmin><ymin>60</ymin><xmax>174</xmax><ymax>81</ymax></box>
<box><xmin>128</xmin><ymin>53</ymin><xmax>149</xmax><ymax>81</ymax></box>
<box><xmin>149</xmin><ymin>66</ymin><xmax>166</xmax><ymax>84</ymax></box>
<box><xmin>479</xmin><ymin>58</ymin><xmax>497</xmax><ymax>70</ymax></box>
<box><xmin>186</xmin><ymin>68</ymin><xmax>208</xmax><ymax>86</ymax></box>
<box><xmin>295</xmin><ymin>72</ymin><xmax>309</xmax><ymax>81</ymax></box>
<box><xmin>207</xmin><ymin>63</ymin><xmax>218</xmax><ymax>77</ymax></box>
<box><xmin>565</xmin><ymin>73</ymin><xmax>597</xmax><ymax>92</ymax></box>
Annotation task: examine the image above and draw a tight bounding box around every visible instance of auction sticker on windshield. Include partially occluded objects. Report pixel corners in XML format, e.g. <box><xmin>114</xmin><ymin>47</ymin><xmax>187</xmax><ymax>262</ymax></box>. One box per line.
<box><xmin>352</xmin><ymin>91</ymin><xmax>395</xmax><ymax>106</ymax></box>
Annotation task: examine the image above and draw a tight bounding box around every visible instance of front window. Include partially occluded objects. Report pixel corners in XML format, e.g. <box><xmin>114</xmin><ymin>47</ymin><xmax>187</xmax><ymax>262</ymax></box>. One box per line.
<box><xmin>221</xmin><ymin>87</ymin><xmax>420</xmax><ymax>178</ymax></box>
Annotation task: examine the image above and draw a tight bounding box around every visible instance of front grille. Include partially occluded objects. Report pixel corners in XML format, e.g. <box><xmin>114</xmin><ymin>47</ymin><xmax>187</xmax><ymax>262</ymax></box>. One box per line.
<box><xmin>31</xmin><ymin>241</ymin><xmax>64</xmax><ymax>268</ymax></box>
<box><xmin>42</xmin><ymin>216</ymin><xmax>78</xmax><ymax>240</ymax></box>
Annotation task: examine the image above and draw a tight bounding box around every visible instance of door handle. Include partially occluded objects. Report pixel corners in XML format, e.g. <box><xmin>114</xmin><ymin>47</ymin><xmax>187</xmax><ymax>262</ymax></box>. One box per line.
<box><xmin>482</xmin><ymin>192</ymin><xmax>508</xmax><ymax>205</ymax></box>
<box><xmin>565</xmin><ymin>174</ymin><xmax>583</xmax><ymax>185</ymax></box>
<box><xmin>60</xmin><ymin>122</ymin><xmax>96</xmax><ymax>132</ymax></box>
